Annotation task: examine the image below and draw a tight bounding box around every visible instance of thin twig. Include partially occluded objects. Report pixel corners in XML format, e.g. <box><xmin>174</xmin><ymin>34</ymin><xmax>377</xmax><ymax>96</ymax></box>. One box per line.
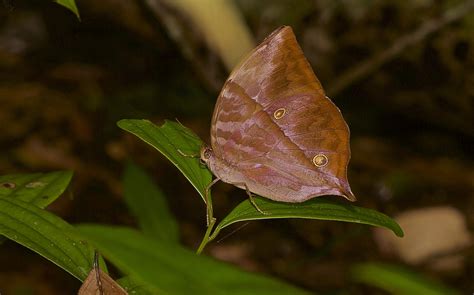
<box><xmin>327</xmin><ymin>0</ymin><xmax>474</xmax><ymax>96</ymax></box>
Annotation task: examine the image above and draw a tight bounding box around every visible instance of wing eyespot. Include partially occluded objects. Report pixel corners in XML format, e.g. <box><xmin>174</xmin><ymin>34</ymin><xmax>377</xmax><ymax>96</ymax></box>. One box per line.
<box><xmin>274</xmin><ymin>108</ymin><xmax>286</xmax><ymax>119</ymax></box>
<box><xmin>312</xmin><ymin>154</ymin><xmax>328</xmax><ymax>167</ymax></box>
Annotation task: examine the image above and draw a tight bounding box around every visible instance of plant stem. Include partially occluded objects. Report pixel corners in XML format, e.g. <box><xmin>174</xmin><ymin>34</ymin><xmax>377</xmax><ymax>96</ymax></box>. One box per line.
<box><xmin>196</xmin><ymin>217</ymin><xmax>216</xmax><ymax>254</ymax></box>
<box><xmin>197</xmin><ymin>178</ymin><xmax>221</xmax><ymax>254</ymax></box>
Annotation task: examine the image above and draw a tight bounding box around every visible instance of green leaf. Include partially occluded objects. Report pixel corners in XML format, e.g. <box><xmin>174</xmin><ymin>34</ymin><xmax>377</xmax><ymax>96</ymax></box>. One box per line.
<box><xmin>0</xmin><ymin>170</ymin><xmax>73</xmax><ymax>208</ymax></box>
<box><xmin>123</xmin><ymin>162</ymin><xmax>179</xmax><ymax>242</ymax></box>
<box><xmin>118</xmin><ymin>119</ymin><xmax>212</xmax><ymax>202</ymax></box>
<box><xmin>0</xmin><ymin>198</ymin><xmax>94</xmax><ymax>281</ymax></box>
<box><xmin>213</xmin><ymin>197</ymin><xmax>404</xmax><ymax>239</ymax></box>
<box><xmin>0</xmin><ymin>171</ymin><xmax>74</xmax><ymax>245</ymax></box>
<box><xmin>53</xmin><ymin>0</ymin><xmax>80</xmax><ymax>19</ymax></box>
<box><xmin>351</xmin><ymin>263</ymin><xmax>460</xmax><ymax>295</ymax></box>
<box><xmin>77</xmin><ymin>224</ymin><xmax>311</xmax><ymax>295</ymax></box>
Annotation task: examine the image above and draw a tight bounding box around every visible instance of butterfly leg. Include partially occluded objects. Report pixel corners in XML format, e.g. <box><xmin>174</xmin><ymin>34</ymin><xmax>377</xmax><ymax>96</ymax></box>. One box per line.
<box><xmin>205</xmin><ymin>178</ymin><xmax>220</xmax><ymax>226</ymax></box>
<box><xmin>233</xmin><ymin>182</ymin><xmax>268</xmax><ymax>215</ymax></box>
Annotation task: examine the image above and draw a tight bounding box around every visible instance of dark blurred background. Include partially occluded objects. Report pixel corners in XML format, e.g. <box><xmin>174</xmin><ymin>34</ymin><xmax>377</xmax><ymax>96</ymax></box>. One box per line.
<box><xmin>0</xmin><ymin>0</ymin><xmax>473</xmax><ymax>294</ymax></box>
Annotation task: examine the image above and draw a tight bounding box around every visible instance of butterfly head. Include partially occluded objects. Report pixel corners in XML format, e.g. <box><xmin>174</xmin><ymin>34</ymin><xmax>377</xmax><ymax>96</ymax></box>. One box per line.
<box><xmin>200</xmin><ymin>145</ymin><xmax>214</xmax><ymax>165</ymax></box>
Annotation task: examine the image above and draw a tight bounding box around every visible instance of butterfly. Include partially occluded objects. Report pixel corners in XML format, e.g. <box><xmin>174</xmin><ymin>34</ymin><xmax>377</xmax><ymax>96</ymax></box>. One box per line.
<box><xmin>200</xmin><ymin>26</ymin><xmax>355</xmax><ymax>211</ymax></box>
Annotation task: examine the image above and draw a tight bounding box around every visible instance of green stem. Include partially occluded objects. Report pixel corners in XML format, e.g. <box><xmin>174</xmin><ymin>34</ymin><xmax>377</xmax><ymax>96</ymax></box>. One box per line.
<box><xmin>208</xmin><ymin>225</ymin><xmax>221</xmax><ymax>241</ymax></box>
<box><xmin>197</xmin><ymin>179</ymin><xmax>220</xmax><ymax>254</ymax></box>
<box><xmin>196</xmin><ymin>217</ymin><xmax>216</xmax><ymax>254</ymax></box>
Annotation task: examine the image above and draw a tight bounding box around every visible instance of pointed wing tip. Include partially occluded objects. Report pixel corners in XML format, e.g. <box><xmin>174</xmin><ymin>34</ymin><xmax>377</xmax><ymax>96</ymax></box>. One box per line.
<box><xmin>340</xmin><ymin>184</ymin><xmax>356</xmax><ymax>202</ymax></box>
<box><xmin>275</xmin><ymin>25</ymin><xmax>293</xmax><ymax>33</ymax></box>
<box><xmin>266</xmin><ymin>25</ymin><xmax>294</xmax><ymax>41</ymax></box>
<box><xmin>344</xmin><ymin>191</ymin><xmax>357</xmax><ymax>202</ymax></box>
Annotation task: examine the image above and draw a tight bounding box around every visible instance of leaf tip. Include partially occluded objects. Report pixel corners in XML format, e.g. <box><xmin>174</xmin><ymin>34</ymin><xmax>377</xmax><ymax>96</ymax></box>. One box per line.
<box><xmin>393</xmin><ymin>223</ymin><xmax>404</xmax><ymax>237</ymax></box>
<box><xmin>116</xmin><ymin>119</ymin><xmax>128</xmax><ymax>129</ymax></box>
<box><xmin>54</xmin><ymin>0</ymin><xmax>81</xmax><ymax>20</ymax></box>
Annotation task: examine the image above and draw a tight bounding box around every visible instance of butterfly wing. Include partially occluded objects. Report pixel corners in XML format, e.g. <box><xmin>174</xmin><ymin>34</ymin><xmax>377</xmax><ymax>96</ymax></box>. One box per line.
<box><xmin>209</xmin><ymin>26</ymin><xmax>354</xmax><ymax>201</ymax></box>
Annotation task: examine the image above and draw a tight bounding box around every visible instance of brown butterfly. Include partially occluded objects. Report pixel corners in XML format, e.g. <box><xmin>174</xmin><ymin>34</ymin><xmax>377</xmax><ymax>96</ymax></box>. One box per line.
<box><xmin>200</xmin><ymin>26</ymin><xmax>355</xmax><ymax>206</ymax></box>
